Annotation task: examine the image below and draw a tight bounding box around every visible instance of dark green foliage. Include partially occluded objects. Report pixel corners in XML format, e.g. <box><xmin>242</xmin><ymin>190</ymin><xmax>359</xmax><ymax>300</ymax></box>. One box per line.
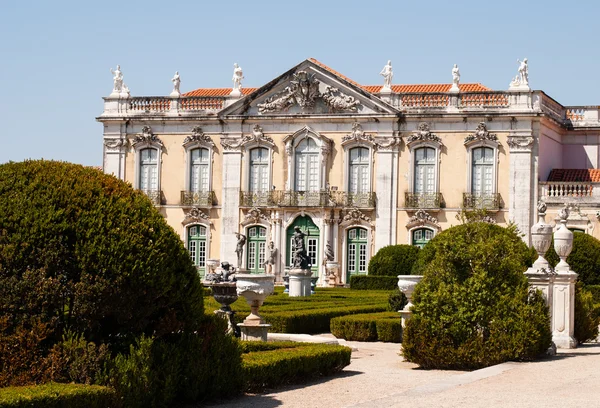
<box><xmin>330</xmin><ymin>312</ymin><xmax>402</xmax><ymax>342</ymax></box>
<box><xmin>574</xmin><ymin>284</ymin><xmax>600</xmax><ymax>344</ymax></box>
<box><xmin>402</xmin><ymin>223</ymin><xmax>552</xmax><ymax>370</ymax></box>
<box><xmin>368</xmin><ymin>245</ymin><xmax>420</xmax><ymax>276</ymax></box>
<box><xmin>48</xmin><ymin>332</ymin><xmax>110</xmax><ymax>385</ymax></box>
<box><xmin>0</xmin><ymin>160</ymin><xmax>204</xmax><ymax>386</ymax></box>
<box><xmin>388</xmin><ymin>289</ymin><xmax>407</xmax><ymax>312</ymax></box>
<box><xmin>103</xmin><ymin>316</ymin><xmax>243</xmax><ymax>408</ymax></box>
<box><xmin>350</xmin><ymin>275</ymin><xmax>398</xmax><ymax>290</ymax></box>
<box><xmin>545</xmin><ymin>233</ymin><xmax>600</xmax><ymax>286</ymax></box>
<box><xmin>0</xmin><ymin>383</ymin><xmax>119</xmax><ymax>408</ymax></box>
<box><xmin>241</xmin><ymin>343</ymin><xmax>351</xmax><ymax>392</ymax></box>
<box><xmin>586</xmin><ymin>285</ymin><xmax>600</xmax><ymax>303</ymax></box>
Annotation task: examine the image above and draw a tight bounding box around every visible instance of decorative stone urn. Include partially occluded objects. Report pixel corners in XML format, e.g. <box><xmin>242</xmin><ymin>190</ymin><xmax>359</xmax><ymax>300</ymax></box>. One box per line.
<box><xmin>397</xmin><ymin>275</ymin><xmax>423</xmax><ymax>330</ymax></box>
<box><xmin>206</xmin><ymin>259</ymin><xmax>220</xmax><ymax>274</ymax></box>
<box><xmin>530</xmin><ymin>202</ymin><xmax>553</xmax><ymax>272</ymax></box>
<box><xmin>205</xmin><ymin>282</ymin><xmax>239</xmax><ymax>337</ymax></box>
<box><xmin>236</xmin><ymin>274</ymin><xmax>275</xmax><ymax>341</ymax></box>
<box><xmin>554</xmin><ymin>207</ymin><xmax>573</xmax><ymax>273</ymax></box>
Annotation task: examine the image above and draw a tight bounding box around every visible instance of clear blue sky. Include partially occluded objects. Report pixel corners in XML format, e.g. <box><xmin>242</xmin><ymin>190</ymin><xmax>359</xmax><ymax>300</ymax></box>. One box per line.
<box><xmin>1</xmin><ymin>0</ymin><xmax>598</xmax><ymax>166</ymax></box>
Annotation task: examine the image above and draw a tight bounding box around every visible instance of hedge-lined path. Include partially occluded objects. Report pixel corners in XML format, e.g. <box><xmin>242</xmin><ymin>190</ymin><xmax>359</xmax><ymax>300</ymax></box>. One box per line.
<box><xmin>204</xmin><ymin>339</ymin><xmax>600</xmax><ymax>408</ymax></box>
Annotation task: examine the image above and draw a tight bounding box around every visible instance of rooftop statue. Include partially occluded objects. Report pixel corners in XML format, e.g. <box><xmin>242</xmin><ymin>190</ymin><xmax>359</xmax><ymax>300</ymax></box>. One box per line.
<box><xmin>232</xmin><ymin>63</ymin><xmax>244</xmax><ymax>93</ymax></box>
<box><xmin>517</xmin><ymin>58</ymin><xmax>529</xmax><ymax>85</ymax></box>
<box><xmin>171</xmin><ymin>71</ymin><xmax>181</xmax><ymax>95</ymax></box>
<box><xmin>110</xmin><ymin>65</ymin><xmax>124</xmax><ymax>92</ymax></box>
<box><xmin>380</xmin><ymin>60</ymin><xmax>393</xmax><ymax>91</ymax></box>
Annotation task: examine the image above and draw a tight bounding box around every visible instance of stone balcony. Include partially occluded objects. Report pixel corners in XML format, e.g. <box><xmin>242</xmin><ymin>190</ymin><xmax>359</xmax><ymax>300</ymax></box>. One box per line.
<box><xmin>404</xmin><ymin>192</ymin><xmax>443</xmax><ymax>210</ymax></box>
<box><xmin>180</xmin><ymin>191</ymin><xmax>216</xmax><ymax>207</ymax></box>
<box><xmin>239</xmin><ymin>190</ymin><xmax>376</xmax><ymax>208</ymax></box>
<box><xmin>539</xmin><ymin>182</ymin><xmax>600</xmax><ymax>207</ymax></box>
<box><xmin>462</xmin><ymin>193</ymin><xmax>502</xmax><ymax>211</ymax></box>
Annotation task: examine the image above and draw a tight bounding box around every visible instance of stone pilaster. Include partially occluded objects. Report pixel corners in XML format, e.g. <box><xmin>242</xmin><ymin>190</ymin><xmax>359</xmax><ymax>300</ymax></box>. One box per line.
<box><xmin>507</xmin><ymin>131</ymin><xmax>534</xmax><ymax>245</ymax></box>
<box><xmin>102</xmin><ymin>122</ymin><xmax>127</xmax><ymax>180</ymax></box>
<box><xmin>374</xmin><ymin>139</ymin><xmax>399</xmax><ymax>252</ymax></box>
<box><xmin>219</xmin><ymin>139</ymin><xmax>242</xmax><ymax>265</ymax></box>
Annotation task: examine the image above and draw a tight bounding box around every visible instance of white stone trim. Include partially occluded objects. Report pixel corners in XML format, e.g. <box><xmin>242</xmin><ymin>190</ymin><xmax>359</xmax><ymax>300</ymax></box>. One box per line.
<box><xmin>242</xmin><ymin>144</ymin><xmax>274</xmax><ymax>192</ymax></box>
<box><xmin>182</xmin><ymin>136</ymin><xmax>215</xmax><ymax>195</ymax></box>
<box><xmin>465</xmin><ymin>140</ymin><xmax>500</xmax><ymax>194</ymax></box>
<box><xmin>283</xmin><ymin>126</ymin><xmax>332</xmax><ymax>191</ymax></box>
<box><xmin>242</xmin><ymin>221</ymin><xmax>271</xmax><ymax>271</ymax></box>
<box><xmin>132</xmin><ymin>128</ymin><xmax>163</xmax><ymax>191</ymax></box>
<box><xmin>407</xmin><ymin>141</ymin><xmax>442</xmax><ymax>194</ymax></box>
<box><xmin>342</xmin><ymin>142</ymin><xmax>375</xmax><ymax>194</ymax></box>
<box><xmin>182</xmin><ymin>213</ymin><xmax>213</xmax><ymax>272</ymax></box>
<box><xmin>340</xmin><ymin>222</ymin><xmax>373</xmax><ymax>284</ymax></box>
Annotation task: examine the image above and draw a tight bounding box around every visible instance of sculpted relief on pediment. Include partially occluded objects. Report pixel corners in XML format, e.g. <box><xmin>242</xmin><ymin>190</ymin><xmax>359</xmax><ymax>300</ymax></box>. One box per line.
<box><xmin>257</xmin><ymin>70</ymin><xmax>362</xmax><ymax>114</ymax></box>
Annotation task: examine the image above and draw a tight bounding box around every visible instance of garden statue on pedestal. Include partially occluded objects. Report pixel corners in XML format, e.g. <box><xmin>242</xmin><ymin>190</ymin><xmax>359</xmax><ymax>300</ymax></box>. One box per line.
<box><xmin>234</xmin><ymin>232</ymin><xmax>246</xmax><ymax>270</ymax></box>
<box><xmin>288</xmin><ymin>226</ymin><xmax>312</xmax><ymax>297</ymax></box>
<box><xmin>292</xmin><ymin>226</ymin><xmax>310</xmax><ymax>270</ymax></box>
<box><xmin>264</xmin><ymin>241</ymin><xmax>277</xmax><ymax>274</ymax></box>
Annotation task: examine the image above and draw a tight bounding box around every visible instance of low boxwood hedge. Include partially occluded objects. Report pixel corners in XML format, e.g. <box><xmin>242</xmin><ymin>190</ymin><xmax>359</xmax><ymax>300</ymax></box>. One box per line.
<box><xmin>350</xmin><ymin>275</ymin><xmax>398</xmax><ymax>290</ymax></box>
<box><xmin>330</xmin><ymin>312</ymin><xmax>402</xmax><ymax>343</ymax></box>
<box><xmin>0</xmin><ymin>383</ymin><xmax>118</xmax><ymax>408</ymax></box>
<box><xmin>241</xmin><ymin>342</ymin><xmax>351</xmax><ymax>392</ymax></box>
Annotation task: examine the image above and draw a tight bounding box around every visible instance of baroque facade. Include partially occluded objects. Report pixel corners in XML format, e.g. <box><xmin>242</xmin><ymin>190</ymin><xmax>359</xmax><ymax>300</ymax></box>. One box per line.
<box><xmin>98</xmin><ymin>58</ymin><xmax>600</xmax><ymax>284</ymax></box>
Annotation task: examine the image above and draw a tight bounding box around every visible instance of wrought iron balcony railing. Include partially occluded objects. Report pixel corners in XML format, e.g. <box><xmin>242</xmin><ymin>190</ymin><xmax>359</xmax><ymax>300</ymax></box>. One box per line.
<box><xmin>141</xmin><ymin>189</ymin><xmax>162</xmax><ymax>205</ymax></box>
<box><xmin>404</xmin><ymin>192</ymin><xmax>443</xmax><ymax>209</ymax></box>
<box><xmin>180</xmin><ymin>190</ymin><xmax>215</xmax><ymax>207</ymax></box>
<box><xmin>239</xmin><ymin>190</ymin><xmax>377</xmax><ymax>208</ymax></box>
<box><xmin>462</xmin><ymin>193</ymin><xmax>501</xmax><ymax>210</ymax></box>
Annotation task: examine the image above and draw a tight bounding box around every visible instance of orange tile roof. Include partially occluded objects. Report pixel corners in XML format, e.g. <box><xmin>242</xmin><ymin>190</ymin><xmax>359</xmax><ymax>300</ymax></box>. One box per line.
<box><xmin>183</xmin><ymin>58</ymin><xmax>492</xmax><ymax>97</ymax></box>
<box><xmin>548</xmin><ymin>169</ymin><xmax>600</xmax><ymax>182</ymax></box>
<box><xmin>183</xmin><ymin>88</ymin><xmax>257</xmax><ymax>97</ymax></box>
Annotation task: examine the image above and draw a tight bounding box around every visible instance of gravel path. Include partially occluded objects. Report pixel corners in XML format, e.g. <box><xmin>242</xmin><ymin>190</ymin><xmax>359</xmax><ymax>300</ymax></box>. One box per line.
<box><xmin>204</xmin><ymin>339</ymin><xmax>600</xmax><ymax>408</ymax></box>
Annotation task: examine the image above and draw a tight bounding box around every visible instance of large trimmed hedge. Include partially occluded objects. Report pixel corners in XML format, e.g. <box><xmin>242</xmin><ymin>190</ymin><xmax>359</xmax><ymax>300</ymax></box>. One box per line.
<box><xmin>241</xmin><ymin>342</ymin><xmax>351</xmax><ymax>392</ymax></box>
<box><xmin>368</xmin><ymin>245</ymin><xmax>420</xmax><ymax>276</ymax></box>
<box><xmin>402</xmin><ymin>223</ymin><xmax>552</xmax><ymax>370</ymax></box>
<box><xmin>0</xmin><ymin>161</ymin><xmax>204</xmax><ymax>382</ymax></box>
<box><xmin>349</xmin><ymin>275</ymin><xmax>398</xmax><ymax>290</ymax></box>
<box><xmin>331</xmin><ymin>312</ymin><xmax>402</xmax><ymax>342</ymax></box>
<box><xmin>0</xmin><ymin>383</ymin><xmax>118</xmax><ymax>408</ymax></box>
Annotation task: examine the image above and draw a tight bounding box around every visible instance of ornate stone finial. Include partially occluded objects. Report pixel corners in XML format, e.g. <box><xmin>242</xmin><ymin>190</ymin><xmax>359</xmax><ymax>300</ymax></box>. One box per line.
<box><xmin>252</xmin><ymin>124</ymin><xmax>263</xmax><ymax>138</ymax></box>
<box><xmin>406</xmin><ymin>123</ymin><xmax>442</xmax><ymax>145</ymax></box>
<box><xmin>170</xmin><ymin>71</ymin><xmax>181</xmax><ymax>97</ymax></box>
<box><xmin>559</xmin><ymin>206</ymin><xmax>569</xmax><ymax>223</ymax></box>
<box><xmin>537</xmin><ymin>201</ymin><xmax>547</xmax><ymax>215</ymax></box>
<box><xmin>554</xmin><ymin>206</ymin><xmax>573</xmax><ymax>273</ymax></box>
<box><xmin>109</xmin><ymin>65</ymin><xmax>130</xmax><ymax>98</ymax></box>
<box><xmin>379</xmin><ymin>60</ymin><xmax>393</xmax><ymax>93</ymax></box>
<box><xmin>463</xmin><ymin>122</ymin><xmax>498</xmax><ymax>145</ymax></box>
<box><xmin>231</xmin><ymin>63</ymin><xmax>244</xmax><ymax>97</ymax></box>
<box><xmin>449</xmin><ymin>64</ymin><xmax>460</xmax><ymax>93</ymax></box>
<box><xmin>322</xmin><ymin>86</ymin><xmax>361</xmax><ymax>112</ymax></box>
<box><xmin>509</xmin><ymin>58</ymin><xmax>530</xmax><ymax>91</ymax></box>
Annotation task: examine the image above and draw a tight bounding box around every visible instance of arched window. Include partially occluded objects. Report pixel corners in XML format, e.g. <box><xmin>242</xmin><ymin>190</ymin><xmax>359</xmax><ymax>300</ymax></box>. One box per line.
<box><xmin>412</xmin><ymin>227</ymin><xmax>434</xmax><ymax>249</ymax></box>
<box><xmin>471</xmin><ymin>147</ymin><xmax>494</xmax><ymax>196</ymax></box>
<box><xmin>349</xmin><ymin>147</ymin><xmax>370</xmax><ymax>194</ymax></box>
<box><xmin>414</xmin><ymin>147</ymin><xmax>436</xmax><ymax>194</ymax></box>
<box><xmin>188</xmin><ymin>225</ymin><xmax>207</xmax><ymax>277</ymax></box>
<box><xmin>249</xmin><ymin>147</ymin><xmax>269</xmax><ymax>192</ymax></box>
<box><xmin>139</xmin><ymin>148</ymin><xmax>158</xmax><ymax>192</ymax></box>
<box><xmin>295</xmin><ymin>138</ymin><xmax>319</xmax><ymax>191</ymax></box>
<box><xmin>247</xmin><ymin>226</ymin><xmax>267</xmax><ymax>273</ymax></box>
<box><xmin>190</xmin><ymin>148</ymin><xmax>210</xmax><ymax>192</ymax></box>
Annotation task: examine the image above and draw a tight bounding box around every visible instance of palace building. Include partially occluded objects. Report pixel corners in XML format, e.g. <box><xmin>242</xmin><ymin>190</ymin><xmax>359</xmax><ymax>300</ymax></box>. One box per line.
<box><xmin>98</xmin><ymin>58</ymin><xmax>600</xmax><ymax>283</ymax></box>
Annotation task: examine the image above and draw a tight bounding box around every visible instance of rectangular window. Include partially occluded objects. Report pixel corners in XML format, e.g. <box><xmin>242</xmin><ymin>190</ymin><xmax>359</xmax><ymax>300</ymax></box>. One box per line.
<box><xmin>359</xmin><ymin>243</ymin><xmax>367</xmax><ymax>273</ymax></box>
<box><xmin>258</xmin><ymin>242</ymin><xmax>266</xmax><ymax>270</ymax></box>
<box><xmin>248</xmin><ymin>242</ymin><xmax>256</xmax><ymax>270</ymax></box>
<box><xmin>308</xmin><ymin>238</ymin><xmax>317</xmax><ymax>266</ymax></box>
<box><xmin>348</xmin><ymin>244</ymin><xmax>356</xmax><ymax>274</ymax></box>
<box><xmin>188</xmin><ymin>240</ymin><xmax>197</xmax><ymax>264</ymax></box>
<box><xmin>198</xmin><ymin>241</ymin><xmax>206</xmax><ymax>268</ymax></box>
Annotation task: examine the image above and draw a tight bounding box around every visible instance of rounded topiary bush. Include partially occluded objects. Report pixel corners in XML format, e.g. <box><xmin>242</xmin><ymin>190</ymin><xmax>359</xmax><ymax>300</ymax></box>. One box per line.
<box><xmin>545</xmin><ymin>232</ymin><xmax>600</xmax><ymax>286</ymax></box>
<box><xmin>402</xmin><ymin>223</ymin><xmax>552</xmax><ymax>370</ymax></box>
<box><xmin>0</xmin><ymin>161</ymin><xmax>204</xmax><ymax>357</ymax></box>
<box><xmin>368</xmin><ymin>245</ymin><xmax>420</xmax><ymax>276</ymax></box>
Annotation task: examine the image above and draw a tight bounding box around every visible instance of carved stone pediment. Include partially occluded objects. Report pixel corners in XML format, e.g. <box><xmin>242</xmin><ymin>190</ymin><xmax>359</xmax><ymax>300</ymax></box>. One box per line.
<box><xmin>406</xmin><ymin>123</ymin><xmax>442</xmax><ymax>146</ymax></box>
<box><xmin>239</xmin><ymin>125</ymin><xmax>275</xmax><ymax>148</ymax></box>
<box><xmin>406</xmin><ymin>209</ymin><xmax>440</xmax><ymax>230</ymax></box>
<box><xmin>507</xmin><ymin>135</ymin><xmax>534</xmax><ymax>151</ymax></box>
<box><xmin>132</xmin><ymin>126</ymin><xmax>163</xmax><ymax>147</ymax></box>
<box><xmin>464</xmin><ymin>122</ymin><xmax>498</xmax><ymax>145</ymax></box>
<box><xmin>258</xmin><ymin>70</ymin><xmax>320</xmax><ymax>113</ymax></box>
<box><xmin>241</xmin><ymin>207</ymin><xmax>270</xmax><ymax>226</ymax></box>
<box><xmin>183</xmin><ymin>126</ymin><xmax>215</xmax><ymax>148</ymax></box>
<box><xmin>182</xmin><ymin>207</ymin><xmax>212</xmax><ymax>226</ymax></box>
<box><xmin>339</xmin><ymin>207</ymin><xmax>372</xmax><ymax>226</ymax></box>
<box><xmin>342</xmin><ymin>123</ymin><xmax>375</xmax><ymax>146</ymax></box>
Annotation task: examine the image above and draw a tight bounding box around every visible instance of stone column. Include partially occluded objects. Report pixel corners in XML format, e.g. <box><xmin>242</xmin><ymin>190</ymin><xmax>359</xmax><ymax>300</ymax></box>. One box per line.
<box><xmin>102</xmin><ymin>122</ymin><xmax>127</xmax><ymax>180</ymax></box>
<box><xmin>374</xmin><ymin>139</ymin><xmax>399</xmax><ymax>252</ymax></box>
<box><xmin>271</xmin><ymin>214</ymin><xmax>282</xmax><ymax>283</ymax></box>
<box><xmin>551</xmin><ymin>207</ymin><xmax>578</xmax><ymax>349</ymax></box>
<box><xmin>507</xmin><ymin>131</ymin><xmax>534</xmax><ymax>245</ymax></box>
<box><xmin>219</xmin><ymin>141</ymin><xmax>242</xmax><ymax>265</ymax></box>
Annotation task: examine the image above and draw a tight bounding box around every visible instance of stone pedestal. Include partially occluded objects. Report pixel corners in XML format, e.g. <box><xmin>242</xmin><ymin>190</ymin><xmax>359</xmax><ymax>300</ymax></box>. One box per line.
<box><xmin>288</xmin><ymin>269</ymin><xmax>312</xmax><ymax>297</ymax></box>
<box><xmin>325</xmin><ymin>261</ymin><xmax>340</xmax><ymax>287</ymax></box>
<box><xmin>238</xmin><ymin>323</ymin><xmax>271</xmax><ymax>342</ymax></box>
<box><xmin>551</xmin><ymin>272</ymin><xmax>578</xmax><ymax>348</ymax></box>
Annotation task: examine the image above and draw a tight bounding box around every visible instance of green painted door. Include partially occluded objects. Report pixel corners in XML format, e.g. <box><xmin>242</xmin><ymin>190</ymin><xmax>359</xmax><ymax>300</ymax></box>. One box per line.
<box><xmin>246</xmin><ymin>225</ymin><xmax>267</xmax><ymax>274</ymax></box>
<box><xmin>346</xmin><ymin>227</ymin><xmax>368</xmax><ymax>281</ymax></box>
<box><xmin>286</xmin><ymin>216</ymin><xmax>320</xmax><ymax>277</ymax></box>
<box><xmin>188</xmin><ymin>225</ymin><xmax>207</xmax><ymax>277</ymax></box>
<box><xmin>412</xmin><ymin>228</ymin><xmax>434</xmax><ymax>249</ymax></box>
